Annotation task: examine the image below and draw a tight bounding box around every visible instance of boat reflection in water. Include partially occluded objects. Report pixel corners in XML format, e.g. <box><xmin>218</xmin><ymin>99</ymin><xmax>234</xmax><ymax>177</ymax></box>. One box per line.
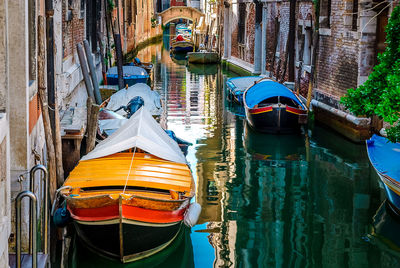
<box><xmin>68</xmin><ymin>226</ymin><xmax>194</xmax><ymax>268</ymax></box>
<box><xmin>170</xmin><ymin>52</ymin><xmax>187</xmax><ymax>66</ymax></box>
<box><xmin>367</xmin><ymin>201</ymin><xmax>400</xmax><ymax>266</ymax></box>
<box><xmin>187</xmin><ymin>63</ymin><xmax>218</xmax><ymax>75</ymax></box>
<box><xmin>243</xmin><ymin>122</ymin><xmax>306</xmax><ymax>162</ymax></box>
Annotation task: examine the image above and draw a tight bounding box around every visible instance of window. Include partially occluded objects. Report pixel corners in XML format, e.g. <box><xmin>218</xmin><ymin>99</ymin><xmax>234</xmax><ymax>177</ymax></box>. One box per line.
<box><xmin>303</xmin><ymin>27</ymin><xmax>312</xmax><ymax>66</ymax></box>
<box><xmin>352</xmin><ymin>0</ymin><xmax>358</xmax><ymax>31</ymax></box>
<box><xmin>275</xmin><ymin>22</ymin><xmax>281</xmax><ymax>57</ymax></box>
<box><xmin>320</xmin><ymin>0</ymin><xmax>331</xmax><ymax>28</ymax></box>
<box><xmin>238</xmin><ymin>3</ymin><xmax>246</xmax><ymax>44</ymax></box>
<box><xmin>80</xmin><ymin>0</ymin><xmax>85</xmax><ymax>19</ymax></box>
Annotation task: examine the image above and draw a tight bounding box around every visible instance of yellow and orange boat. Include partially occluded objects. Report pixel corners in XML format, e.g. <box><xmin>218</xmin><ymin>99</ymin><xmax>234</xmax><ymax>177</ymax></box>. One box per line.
<box><xmin>59</xmin><ymin>107</ymin><xmax>198</xmax><ymax>263</ymax></box>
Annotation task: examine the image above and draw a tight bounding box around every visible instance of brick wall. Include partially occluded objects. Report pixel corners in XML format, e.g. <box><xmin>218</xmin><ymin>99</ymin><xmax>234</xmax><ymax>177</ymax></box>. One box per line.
<box><xmin>315</xmin><ymin>0</ymin><xmax>359</xmax><ymax>100</ymax></box>
<box><xmin>62</xmin><ymin>3</ymin><xmax>85</xmax><ymax>59</ymax></box>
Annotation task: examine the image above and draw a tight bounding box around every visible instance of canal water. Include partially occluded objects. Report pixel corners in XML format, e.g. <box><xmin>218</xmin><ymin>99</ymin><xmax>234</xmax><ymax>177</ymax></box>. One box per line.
<box><xmin>67</xmin><ymin>40</ymin><xmax>400</xmax><ymax>267</ymax></box>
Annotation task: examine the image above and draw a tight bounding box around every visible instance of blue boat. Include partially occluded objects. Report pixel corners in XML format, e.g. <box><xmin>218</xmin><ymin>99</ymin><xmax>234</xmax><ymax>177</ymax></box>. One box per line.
<box><xmin>367</xmin><ymin>134</ymin><xmax>400</xmax><ymax>215</ymax></box>
<box><xmin>106</xmin><ymin>66</ymin><xmax>149</xmax><ymax>87</ymax></box>
<box><xmin>127</xmin><ymin>58</ymin><xmax>153</xmax><ymax>74</ymax></box>
<box><xmin>226</xmin><ymin>76</ymin><xmax>262</xmax><ymax>104</ymax></box>
<box><xmin>243</xmin><ymin>79</ymin><xmax>308</xmax><ymax>133</ymax></box>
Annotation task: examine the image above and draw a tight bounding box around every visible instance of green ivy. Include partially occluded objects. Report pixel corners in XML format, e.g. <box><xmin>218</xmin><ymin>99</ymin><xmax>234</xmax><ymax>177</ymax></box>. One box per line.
<box><xmin>107</xmin><ymin>0</ymin><xmax>115</xmax><ymax>11</ymax></box>
<box><xmin>341</xmin><ymin>4</ymin><xmax>400</xmax><ymax>143</ymax></box>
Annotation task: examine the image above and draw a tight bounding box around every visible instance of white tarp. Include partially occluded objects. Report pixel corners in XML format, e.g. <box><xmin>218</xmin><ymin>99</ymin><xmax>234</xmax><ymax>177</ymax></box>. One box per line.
<box><xmin>106</xmin><ymin>83</ymin><xmax>162</xmax><ymax>116</ymax></box>
<box><xmin>82</xmin><ymin>107</ymin><xmax>187</xmax><ymax>164</ymax></box>
<box><xmin>98</xmin><ymin>118</ymin><xmax>128</xmax><ymax>133</ymax></box>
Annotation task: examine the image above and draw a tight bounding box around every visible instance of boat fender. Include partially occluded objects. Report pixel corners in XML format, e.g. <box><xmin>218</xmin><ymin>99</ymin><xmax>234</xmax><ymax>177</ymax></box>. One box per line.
<box><xmin>53</xmin><ymin>202</ymin><xmax>71</xmax><ymax>228</ymax></box>
<box><xmin>184</xmin><ymin>202</ymin><xmax>202</xmax><ymax>227</ymax></box>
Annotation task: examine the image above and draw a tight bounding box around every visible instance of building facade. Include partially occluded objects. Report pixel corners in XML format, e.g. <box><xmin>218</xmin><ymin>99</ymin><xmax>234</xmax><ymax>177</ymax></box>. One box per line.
<box><xmin>0</xmin><ymin>0</ymin><xmax>162</xmax><ymax>265</ymax></box>
<box><xmin>223</xmin><ymin>0</ymin><xmax>394</xmax><ymax>142</ymax></box>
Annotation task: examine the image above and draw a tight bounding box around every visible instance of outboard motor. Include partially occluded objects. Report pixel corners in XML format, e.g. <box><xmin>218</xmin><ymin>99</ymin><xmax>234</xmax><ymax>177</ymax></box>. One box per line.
<box><xmin>114</xmin><ymin>96</ymin><xmax>144</xmax><ymax>118</ymax></box>
<box><xmin>125</xmin><ymin>96</ymin><xmax>145</xmax><ymax>118</ymax></box>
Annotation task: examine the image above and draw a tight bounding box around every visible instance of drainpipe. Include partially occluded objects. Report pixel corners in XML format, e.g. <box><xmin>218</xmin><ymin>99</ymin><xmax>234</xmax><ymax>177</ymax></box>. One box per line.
<box><xmin>223</xmin><ymin>1</ymin><xmax>230</xmax><ymax>59</ymax></box>
<box><xmin>253</xmin><ymin>1</ymin><xmax>262</xmax><ymax>74</ymax></box>
<box><xmin>45</xmin><ymin>0</ymin><xmax>55</xmax><ymax>132</ymax></box>
<box><xmin>261</xmin><ymin>2</ymin><xmax>267</xmax><ymax>75</ymax></box>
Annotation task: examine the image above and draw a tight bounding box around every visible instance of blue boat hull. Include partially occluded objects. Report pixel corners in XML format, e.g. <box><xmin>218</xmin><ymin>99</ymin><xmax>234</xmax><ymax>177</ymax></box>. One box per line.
<box><xmin>106</xmin><ymin>75</ymin><xmax>148</xmax><ymax>87</ymax></box>
<box><xmin>380</xmin><ymin>175</ymin><xmax>400</xmax><ymax>215</ymax></box>
<box><xmin>366</xmin><ymin>135</ymin><xmax>400</xmax><ymax>215</ymax></box>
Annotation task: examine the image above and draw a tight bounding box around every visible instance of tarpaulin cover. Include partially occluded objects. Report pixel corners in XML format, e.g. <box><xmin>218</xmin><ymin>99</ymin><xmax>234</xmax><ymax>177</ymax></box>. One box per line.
<box><xmin>367</xmin><ymin>134</ymin><xmax>400</xmax><ymax>181</ymax></box>
<box><xmin>244</xmin><ymin>80</ymin><xmax>304</xmax><ymax>109</ymax></box>
<box><xmin>82</xmin><ymin>107</ymin><xmax>187</xmax><ymax>164</ymax></box>
<box><xmin>106</xmin><ymin>66</ymin><xmax>148</xmax><ymax>77</ymax></box>
<box><xmin>98</xmin><ymin>118</ymin><xmax>128</xmax><ymax>133</ymax></box>
<box><xmin>106</xmin><ymin>83</ymin><xmax>162</xmax><ymax>116</ymax></box>
<box><xmin>226</xmin><ymin>76</ymin><xmax>262</xmax><ymax>95</ymax></box>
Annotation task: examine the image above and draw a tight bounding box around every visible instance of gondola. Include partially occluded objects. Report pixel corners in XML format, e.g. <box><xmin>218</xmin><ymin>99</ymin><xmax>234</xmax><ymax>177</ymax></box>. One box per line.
<box><xmin>243</xmin><ymin>79</ymin><xmax>308</xmax><ymax>133</ymax></box>
<box><xmin>59</xmin><ymin>107</ymin><xmax>200</xmax><ymax>263</ymax></box>
<box><xmin>367</xmin><ymin>134</ymin><xmax>400</xmax><ymax>215</ymax></box>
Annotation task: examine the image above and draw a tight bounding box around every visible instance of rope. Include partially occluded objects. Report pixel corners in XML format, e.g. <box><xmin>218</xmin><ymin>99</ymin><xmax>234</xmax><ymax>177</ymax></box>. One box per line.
<box><xmin>122</xmin><ymin>146</ymin><xmax>137</xmax><ymax>194</ymax></box>
<box><xmin>122</xmin><ymin>108</ymin><xmax>143</xmax><ymax>194</ymax></box>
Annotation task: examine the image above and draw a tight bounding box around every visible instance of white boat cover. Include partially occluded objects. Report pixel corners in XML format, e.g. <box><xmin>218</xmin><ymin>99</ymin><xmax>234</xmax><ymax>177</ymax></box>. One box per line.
<box><xmin>82</xmin><ymin>107</ymin><xmax>187</xmax><ymax>164</ymax></box>
<box><xmin>106</xmin><ymin>83</ymin><xmax>162</xmax><ymax>116</ymax></box>
<box><xmin>98</xmin><ymin>118</ymin><xmax>128</xmax><ymax>133</ymax></box>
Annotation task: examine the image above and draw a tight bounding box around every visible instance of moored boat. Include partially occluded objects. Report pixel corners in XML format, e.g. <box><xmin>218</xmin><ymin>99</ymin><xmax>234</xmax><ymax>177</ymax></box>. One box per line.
<box><xmin>187</xmin><ymin>51</ymin><xmax>219</xmax><ymax>64</ymax></box>
<box><xmin>59</xmin><ymin>107</ymin><xmax>199</xmax><ymax>263</ymax></box>
<box><xmin>106</xmin><ymin>66</ymin><xmax>149</xmax><ymax>87</ymax></box>
<box><xmin>243</xmin><ymin>79</ymin><xmax>308</xmax><ymax>133</ymax></box>
<box><xmin>367</xmin><ymin>134</ymin><xmax>400</xmax><ymax>215</ymax></box>
<box><xmin>226</xmin><ymin>76</ymin><xmax>262</xmax><ymax>104</ymax></box>
<box><xmin>128</xmin><ymin>57</ymin><xmax>153</xmax><ymax>74</ymax></box>
<box><xmin>170</xmin><ymin>40</ymin><xmax>194</xmax><ymax>54</ymax></box>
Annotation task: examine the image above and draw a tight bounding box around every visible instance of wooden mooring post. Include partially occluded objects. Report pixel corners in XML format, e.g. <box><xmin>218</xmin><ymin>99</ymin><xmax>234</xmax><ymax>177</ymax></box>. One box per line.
<box><xmin>37</xmin><ymin>15</ymin><xmax>57</xmax><ymax>201</ymax></box>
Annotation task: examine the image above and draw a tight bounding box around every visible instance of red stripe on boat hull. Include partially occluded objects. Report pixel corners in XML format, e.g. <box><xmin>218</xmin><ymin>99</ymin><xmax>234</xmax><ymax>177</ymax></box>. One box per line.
<box><xmin>249</xmin><ymin>106</ymin><xmax>273</xmax><ymax>115</ymax></box>
<box><xmin>68</xmin><ymin>204</ymin><xmax>186</xmax><ymax>224</ymax></box>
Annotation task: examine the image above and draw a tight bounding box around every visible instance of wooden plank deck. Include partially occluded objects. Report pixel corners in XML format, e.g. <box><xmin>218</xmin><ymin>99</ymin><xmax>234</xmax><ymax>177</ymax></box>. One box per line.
<box><xmin>9</xmin><ymin>253</ymin><xmax>48</xmax><ymax>268</ymax></box>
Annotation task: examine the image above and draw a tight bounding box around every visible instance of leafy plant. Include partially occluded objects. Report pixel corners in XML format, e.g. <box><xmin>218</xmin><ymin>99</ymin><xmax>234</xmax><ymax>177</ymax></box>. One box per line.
<box><xmin>107</xmin><ymin>0</ymin><xmax>115</xmax><ymax>11</ymax></box>
<box><xmin>341</xmin><ymin>4</ymin><xmax>400</xmax><ymax>142</ymax></box>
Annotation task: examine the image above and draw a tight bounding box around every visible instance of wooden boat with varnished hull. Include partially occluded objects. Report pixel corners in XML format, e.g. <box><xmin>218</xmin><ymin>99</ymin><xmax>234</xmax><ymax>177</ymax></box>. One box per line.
<box><xmin>60</xmin><ymin>107</ymin><xmax>195</xmax><ymax>263</ymax></box>
<box><xmin>243</xmin><ymin>79</ymin><xmax>307</xmax><ymax>133</ymax></box>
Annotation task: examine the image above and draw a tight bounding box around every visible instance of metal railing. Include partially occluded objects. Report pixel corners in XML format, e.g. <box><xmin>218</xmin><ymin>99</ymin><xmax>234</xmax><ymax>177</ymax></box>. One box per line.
<box><xmin>29</xmin><ymin>165</ymin><xmax>49</xmax><ymax>255</ymax></box>
<box><xmin>14</xmin><ymin>164</ymin><xmax>49</xmax><ymax>268</ymax></box>
<box><xmin>15</xmin><ymin>191</ymin><xmax>37</xmax><ymax>268</ymax></box>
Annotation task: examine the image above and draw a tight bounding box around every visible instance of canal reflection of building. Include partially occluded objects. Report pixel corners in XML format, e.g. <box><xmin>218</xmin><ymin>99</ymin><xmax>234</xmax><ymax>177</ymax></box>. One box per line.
<box><xmin>208</xmin><ymin>122</ymin><xmax>386</xmax><ymax>266</ymax></box>
<box><xmin>367</xmin><ymin>201</ymin><xmax>400</xmax><ymax>266</ymax></box>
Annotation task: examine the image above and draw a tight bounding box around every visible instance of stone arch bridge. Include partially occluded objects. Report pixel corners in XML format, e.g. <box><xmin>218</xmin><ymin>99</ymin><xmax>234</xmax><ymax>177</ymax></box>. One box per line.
<box><xmin>158</xmin><ymin>7</ymin><xmax>205</xmax><ymax>25</ymax></box>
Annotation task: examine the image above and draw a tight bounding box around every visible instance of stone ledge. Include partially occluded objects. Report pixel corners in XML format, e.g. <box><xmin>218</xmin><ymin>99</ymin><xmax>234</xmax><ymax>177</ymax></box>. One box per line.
<box><xmin>226</xmin><ymin>57</ymin><xmax>257</xmax><ymax>75</ymax></box>
<box><xmin>311</xmin><ymin>99</ymin><xmax>371</xmax><ymax>143</ymax></box>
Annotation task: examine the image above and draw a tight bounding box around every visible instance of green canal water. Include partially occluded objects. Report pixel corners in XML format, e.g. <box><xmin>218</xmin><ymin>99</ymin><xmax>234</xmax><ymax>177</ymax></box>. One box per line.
<box><xmin>67</xmin><ymin>41</ymin><xmax>400</xmax><ymax>267</ymax></box>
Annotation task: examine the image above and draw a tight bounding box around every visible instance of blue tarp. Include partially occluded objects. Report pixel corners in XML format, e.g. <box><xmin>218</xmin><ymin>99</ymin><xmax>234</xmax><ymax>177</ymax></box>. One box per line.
<box><xmin>367</xmin><ymin>134</ymin><xmax>400</xmax><ymax>181</ymax></box>
<box><xmin>107</xmin><ymin>66</ymin><xmax>149</xmax><ymax>78</ymax></box>
<box><xmin>244</xmin><ymin>80</ymin><xmax>304</xmax><ymax>109</ymax></box>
